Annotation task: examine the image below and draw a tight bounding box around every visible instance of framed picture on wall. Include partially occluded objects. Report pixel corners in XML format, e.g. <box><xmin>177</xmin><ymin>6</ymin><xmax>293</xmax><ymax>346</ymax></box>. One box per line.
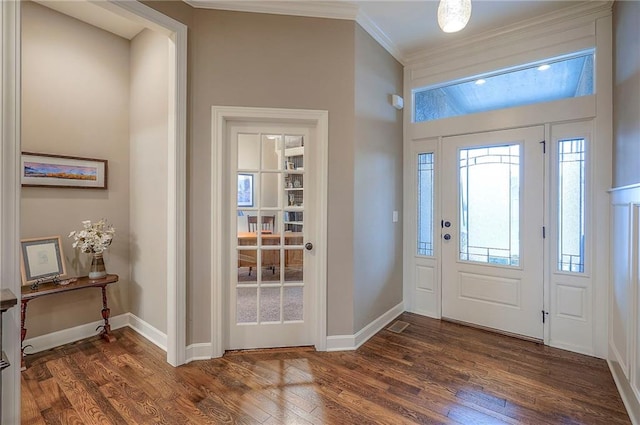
<box><xmin>237</xmin><ymin>174</ymin><xmax>254</xmax><ymax>207</ymax></box>
<box><xmin>21</xmin><ymin>152</ymin><xmax>108</xmax><ymax>189</ymax></box>
<box><xmin>20</xmin><ymin>236</ymin><xmax>67</xmax><ymax>286</ymax></box>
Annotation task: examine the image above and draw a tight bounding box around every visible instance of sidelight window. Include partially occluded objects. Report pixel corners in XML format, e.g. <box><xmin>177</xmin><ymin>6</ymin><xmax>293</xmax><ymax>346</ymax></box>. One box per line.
<box><xmin>558</xmin><ymin>138</ymin><xmax>586</xmax><ymax>273</ymax></box>
<box><xmin>417</xmin><ymin>153</ymin><xmax>435</xmax><ymax>256</ymax></box>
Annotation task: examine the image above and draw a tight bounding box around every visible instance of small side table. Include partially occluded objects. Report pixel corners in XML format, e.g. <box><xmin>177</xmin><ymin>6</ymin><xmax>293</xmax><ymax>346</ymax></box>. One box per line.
<box><xmin>21</xmin><ymin>274</ymin><xmax>119</xmax><ymax>369</ymax></box>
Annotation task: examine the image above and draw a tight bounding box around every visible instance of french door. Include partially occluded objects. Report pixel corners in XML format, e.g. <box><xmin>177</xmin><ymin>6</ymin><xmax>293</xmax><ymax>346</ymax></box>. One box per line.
<box><xmin>227</xmin><ymin>122</ymin><xmax>316</xmax><ymax>350</ymax></box>
<box><xmin>440</xmin><ymin>126</ymin><xmax>545</xmax><ymax>339</ymax></box>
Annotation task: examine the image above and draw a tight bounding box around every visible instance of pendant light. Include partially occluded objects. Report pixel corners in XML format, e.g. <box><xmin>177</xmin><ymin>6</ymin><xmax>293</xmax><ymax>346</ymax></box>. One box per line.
<box><xmin>437</xmin><ymin>0</ymin><xmax>472</xmax><ymax>33</ymax></box>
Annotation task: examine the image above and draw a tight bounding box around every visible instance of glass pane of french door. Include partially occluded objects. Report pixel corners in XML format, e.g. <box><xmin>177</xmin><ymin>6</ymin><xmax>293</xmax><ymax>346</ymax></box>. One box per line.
<box><xmin>236</xmin><ymin>132</ymin><xmax>305</xmax><ymax>325</ymax></box>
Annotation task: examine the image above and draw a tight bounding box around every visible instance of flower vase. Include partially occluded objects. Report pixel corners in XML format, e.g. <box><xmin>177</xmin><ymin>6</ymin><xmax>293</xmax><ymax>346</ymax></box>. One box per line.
<box><xmin>89</xmin><ymin>253</ymin><xmax>107</xmax><ymax>279</ymax></box>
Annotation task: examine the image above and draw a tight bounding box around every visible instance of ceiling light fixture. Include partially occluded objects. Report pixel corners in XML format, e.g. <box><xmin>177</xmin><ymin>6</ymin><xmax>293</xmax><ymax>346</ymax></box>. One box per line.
<box><xmin>438</xmin><ymin>0</ymin><xmax>472</xmax><ymax>33</ymax></box>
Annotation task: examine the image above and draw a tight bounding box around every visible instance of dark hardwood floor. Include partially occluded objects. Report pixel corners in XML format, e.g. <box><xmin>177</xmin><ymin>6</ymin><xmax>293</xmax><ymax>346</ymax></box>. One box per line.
<box><xmin>21</xmin><ymin>312</ymin><xmax>631</xmax><ymax>424</ymax></box>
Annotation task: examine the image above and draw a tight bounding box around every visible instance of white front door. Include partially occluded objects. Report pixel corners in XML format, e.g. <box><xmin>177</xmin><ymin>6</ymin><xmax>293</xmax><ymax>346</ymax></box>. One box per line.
<box><xmin>227</xmin><ymin>122</ymin><xmax>316</xmax><ymax>350</ymax></box>
<box><xmin>441</xmin><ymin>126</ymin><xmax>545</xmax><ymax>339</ymax></box>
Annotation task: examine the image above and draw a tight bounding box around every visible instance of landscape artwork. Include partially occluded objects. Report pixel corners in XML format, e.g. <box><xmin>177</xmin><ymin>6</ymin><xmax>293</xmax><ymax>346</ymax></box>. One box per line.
<box><xmin>21</xmin><ymin>152</ymin><xmax>108</xmax><ymax>189</ymax></box>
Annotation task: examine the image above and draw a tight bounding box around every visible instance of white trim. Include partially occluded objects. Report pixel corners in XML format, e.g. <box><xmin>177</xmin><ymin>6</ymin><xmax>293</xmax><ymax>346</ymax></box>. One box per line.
<box><xmin>610</xmin><ymin>183</ymin><xmax>640</xmax><ymax>194</ymax></box>
<box><xmin>355</xmin><ymin>11</ymin><xmax>403</xmax><ymax>64</ymax></box>
<box><xmin>127</xmin><ymin>313</ymin><xmax>168</xmax><ymax>351</ymax></box>
<box><xmin>326</xmin><ymin>302</ymin><xmax>404</xmax><ymax>351</ymax></box>
<box><xmin>103</xmin><ymin>0</ymin><xmax>188</xmax><ymax>367</ymax></box>
<box><xmin>1</xmin><ymin>0</ymin><xmax>22</xmax><ymax>422</ymax></box>
<box><xmin>185</xmin><ymin>0</ymin><xmax>358</xmax><ymax>21</ymax></box>
<box><xmin>405</xmin><ymin>1</ymin><xmax>612</xmax><ymax>66</ymax></box>
<box><xmin>23</xmin><ymin>314</ymin><xmax>130</xmax><ymax>354</ymax></box>
<box><xmin>186</xmin><ymin>343</ymin><xmax>213</xmax><ymax>363</ymax></box>
<box><xmin>211</xmin><ymin>106</ymin><xmax>329</xmax><ymax>357</ymax></box>
<box><xmin>609</xmin><ymin>360</ymin><xmax>640</xmax><ymax>425</ymax></box>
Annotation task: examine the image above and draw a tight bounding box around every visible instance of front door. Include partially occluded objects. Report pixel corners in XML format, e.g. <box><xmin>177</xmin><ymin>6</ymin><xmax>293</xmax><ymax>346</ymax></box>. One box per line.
<box><xmin>441</xmin><ymin>126</ymin><xmax>545</xmax><ymax>339</ymax></box>
<box><xmin>228</xmin><ymin>122</ymin><xmax>315</xmax><ymax>350</ymax></box>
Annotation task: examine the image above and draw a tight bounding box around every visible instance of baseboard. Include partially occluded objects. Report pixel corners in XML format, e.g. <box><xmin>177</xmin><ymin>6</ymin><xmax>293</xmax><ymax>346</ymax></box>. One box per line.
<box><xmin>608</xmin><ymin>359</ymin><xmax>640</xmax><ymax>425</ymax></box>
<box><xmin>127</xmin><ymin>313</ymin><xmax>167</xmax><ymax>351</ymax></box>
<box><xmin>186</xmin><ymin>342</ymin><xmax>212</xmax><ymax>363</ymax></box>
<box><xmin>23</xmin><ymin>314</ymin><xmax>129</xmax><ymax>354</ymax></box>
<box><xmin>23</xmin><ymin>313</ymin><xmax>168</xmax><ymax>355</ymax></box>
<box><xmin>326</xmin><ymin>302</ymin><xmax>404</xmax><ymax>352</ymax></box>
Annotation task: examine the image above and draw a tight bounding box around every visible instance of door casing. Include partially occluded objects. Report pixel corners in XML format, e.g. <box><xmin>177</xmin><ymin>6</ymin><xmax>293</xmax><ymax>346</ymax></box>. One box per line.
<box><xmin>211</xmin><ymin>106</ymin><xmax>329</xmax><ymax>357</ymax></box>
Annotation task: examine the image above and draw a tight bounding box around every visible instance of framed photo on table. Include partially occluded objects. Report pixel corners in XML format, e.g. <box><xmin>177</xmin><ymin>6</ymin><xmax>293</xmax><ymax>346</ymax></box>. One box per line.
<box><xmin>20</xmin><ymin>236</ymin><xmax>67</xmax><ymax>285</ymax></box>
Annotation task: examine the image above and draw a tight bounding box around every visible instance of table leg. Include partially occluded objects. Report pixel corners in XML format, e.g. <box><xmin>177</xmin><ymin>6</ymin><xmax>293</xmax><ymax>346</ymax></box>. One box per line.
<box><xmin>20</xmin><ymin>300</ymin><xmax>28</xmax><ymax>370</ymax></box>
<box><xmin>99</xmin><ymin>285</ymin><xmax>115</xmax><ymax>343</ymax></box>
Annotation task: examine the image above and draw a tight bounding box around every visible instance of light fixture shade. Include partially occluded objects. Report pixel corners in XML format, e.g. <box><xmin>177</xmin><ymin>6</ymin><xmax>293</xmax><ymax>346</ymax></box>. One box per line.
<box><xmin>438</xmin><ymin>0</ymin><xmax>472</xmax><ymax>33</ymax></box>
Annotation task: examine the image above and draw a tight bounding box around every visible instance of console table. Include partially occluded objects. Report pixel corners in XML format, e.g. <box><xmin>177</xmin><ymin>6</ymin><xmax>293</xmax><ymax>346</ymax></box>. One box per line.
<box><xmin>20</xmin><ymin>274</ymin><xmax>119</xmax><ymax>369</ymax></box>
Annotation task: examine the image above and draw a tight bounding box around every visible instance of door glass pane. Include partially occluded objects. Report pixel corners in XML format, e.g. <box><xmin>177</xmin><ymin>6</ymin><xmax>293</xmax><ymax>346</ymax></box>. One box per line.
<box><xmin>261</xmin><ymin>250</ymin><xmax>280</xmax><ymax>282</ymax></box>
<box><xmin>237</xmin><ymin>249</ymin><xmax>257</xmax><ymax>283</ymax></box>
<box><xmin>459</xmin><ymin>144</ymin><xmax>520</xmax><ymax>266</ymax></box>
<box><xmin>262</xmin><ymin>134</ymin><xmax>281</xmax><ymax>171</ymax></box>
<box><xmin>237</xmin><ymin>173</ymin><xmax>255</xmax><ymax>208</ymax></box>
<box><xmin>558</xmin><ymin>138</ymin><xmax>585</xmax><ymax>273</ymax></box>
<box><xmin>285</xmin><ymin>173</ymin><xmax>304</xmax><ymax>208</ymax></box>
<box><xmin>238</xmin><ymin>210</ymin><xmax>257</xmax><ymax>242</ymax></box>
<box><xmin>284</xmin><ymin>249</ymin><xmax>303</xmax><ymax>282</ymax></box>
<box><xmin>237</xmin><ymin>287</ymin><xmax>257</xmax><ymax>323</ymax></box>
<box><xmin>262</xmin><ymin>173</ymin><xmax>280</xmax><ymax>208</ymax></box>
<box><xmin>237</xmin><ymin>133</ymin><xmax>260</xmax><ymax>169</ymax></box>
<box><xmin>284</xmin><ymin>286</ymin><xmax>303</xmax><ymax>321</ymax></box>
<box><xmin>260</xmin><ymin>287</ymin><xmax>281</xmax><ymax>322</ymax></box>
<box><xmin>417</xmin><ymin>153</ymin><xmax>434</xmax><ymax>256</ymax></box>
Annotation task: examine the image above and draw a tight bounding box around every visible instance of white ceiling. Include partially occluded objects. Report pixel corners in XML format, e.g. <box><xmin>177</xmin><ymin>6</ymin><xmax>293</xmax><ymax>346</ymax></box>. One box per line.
<box><xmin>38</xmin><ymin>0</ymin><xmax>589</xmax><ymax>63</ymax></box>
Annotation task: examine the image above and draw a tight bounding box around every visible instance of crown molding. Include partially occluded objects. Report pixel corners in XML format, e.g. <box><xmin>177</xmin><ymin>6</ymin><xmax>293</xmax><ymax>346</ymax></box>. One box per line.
<box><xmin>355</xmin><ymin>10</ymin><xmax>404</xmax><ymax>64</ymax></box>
<box><xmin>184</xmin><ymin>1</ymin><xmax>358</xmax><ymax>20</ymax></box>
<box><xmin>405</xmin><ymin>0</ymin><xmax>613</xmax><ymax>66</ymax></box>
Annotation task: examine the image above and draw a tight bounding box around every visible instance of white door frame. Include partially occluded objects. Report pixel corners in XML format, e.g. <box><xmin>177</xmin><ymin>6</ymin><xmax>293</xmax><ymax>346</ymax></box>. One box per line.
<box><xmin>96</xmin><ymin>0</ymin><xmax>188</xmax><ymax>367</ymax></box>
<box><xmin>211</xmin><ymin>106</ymin><xmax>328</xmax><ymax>357</ymax></box>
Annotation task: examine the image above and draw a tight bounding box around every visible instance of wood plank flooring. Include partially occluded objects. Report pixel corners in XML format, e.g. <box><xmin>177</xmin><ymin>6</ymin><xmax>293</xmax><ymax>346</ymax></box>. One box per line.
<box><xmin>21</xmin><ymin>312</ymin><xmax>631</xmax><ymax>424</ymax></box>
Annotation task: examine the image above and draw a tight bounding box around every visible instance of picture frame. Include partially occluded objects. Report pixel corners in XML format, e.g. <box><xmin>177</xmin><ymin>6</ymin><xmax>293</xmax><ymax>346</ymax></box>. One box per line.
<box><xmin>21</xmin><ymin>152</ymin><xmax>108</xmax><ymax>189</ymax></box>
<box><xmin>237</xmin><ymin>174</ymin><xmax>254</xmax><ymax>207</ymax></box>
<box><xmin>20</xmin><ymin>236</ymin><xmax>67</xmax><ymax>286</ymax></box>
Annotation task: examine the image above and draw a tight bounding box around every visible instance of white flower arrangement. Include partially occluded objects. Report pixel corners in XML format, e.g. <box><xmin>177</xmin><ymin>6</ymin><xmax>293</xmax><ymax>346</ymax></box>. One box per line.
<box><xmin>69</xmin><ymin>219</ymin><xmax>115</xmax><ymax>254</ymax></box>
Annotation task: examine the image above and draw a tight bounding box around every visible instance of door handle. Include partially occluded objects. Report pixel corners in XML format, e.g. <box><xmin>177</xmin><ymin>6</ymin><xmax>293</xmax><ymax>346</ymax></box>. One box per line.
<box><xmin>305</xmin><ymin>242</ymin><xmax>313</xmax><ymax>251</ymax></box>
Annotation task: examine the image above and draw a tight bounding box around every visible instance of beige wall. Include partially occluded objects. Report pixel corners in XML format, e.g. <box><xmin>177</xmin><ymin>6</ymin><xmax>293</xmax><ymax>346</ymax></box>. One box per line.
<box><xmin>613</xmin><ymin>0</ymin><xmax>640</xmax><ymax>188</ymax></box>
<box><xmin>21</xmin><ymin>1</ymin><xmax>130</xmax><ymax>337</ymax></box>
<box><xmin>353</xmin><ymin>25</ymin><xmax>404</xmax><ymax>331</ymax></box>
<box><xmin>145</xmin><ymin>3</ymin><xmax>358</xmax><ymax>341</ymax></box>
<box><xmin>129</xmin><ymin>28</ymin><xmax>169</xmax><ymax>333</ymax></box>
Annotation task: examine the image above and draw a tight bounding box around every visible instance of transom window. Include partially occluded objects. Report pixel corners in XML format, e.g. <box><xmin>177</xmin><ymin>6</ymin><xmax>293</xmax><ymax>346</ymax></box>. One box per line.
<box><xmin>414</xmin><ymin>50</ymin><xmax>594</xmax><ymax>123</ymax></box>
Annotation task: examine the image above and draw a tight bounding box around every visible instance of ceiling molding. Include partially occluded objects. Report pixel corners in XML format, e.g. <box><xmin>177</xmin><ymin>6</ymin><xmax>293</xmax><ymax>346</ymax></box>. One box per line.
<box><xmin>184</xmin><ymin>1</ymin><xmax>358</xmax><ymax>20</ymax></box>
<box><xmin>405</xmin><ymin>1</ymin><xmax>613</xmax><ymax>66</ymax></box>
<box><xmin>355</xmin><ymin>10</ymin><xmax>405</xmax><ymax>65</ymax></box>
<box><xmin>34</xmin><ymin>0</ymin><xmax>146</xmax><ymax>40</ymax></box>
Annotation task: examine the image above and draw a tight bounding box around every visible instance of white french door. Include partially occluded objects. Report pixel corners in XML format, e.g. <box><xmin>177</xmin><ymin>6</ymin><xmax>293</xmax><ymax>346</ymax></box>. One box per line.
<box><xmin>441</xmin><ymin>126</ymin><xmax>545</xmax><ymax>339</ymax></box>
<box><xmin>227</xmin><ymin>122</ymin><xmax>316</xmax><ymax>350</ymax></box>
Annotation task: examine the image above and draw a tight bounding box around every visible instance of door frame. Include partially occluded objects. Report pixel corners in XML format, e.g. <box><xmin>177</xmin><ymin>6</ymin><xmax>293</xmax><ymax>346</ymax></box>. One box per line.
<box><xmin>211</xmin><ymin>106</ymin><xmax>328</xmax><ymax>357</ymax></box>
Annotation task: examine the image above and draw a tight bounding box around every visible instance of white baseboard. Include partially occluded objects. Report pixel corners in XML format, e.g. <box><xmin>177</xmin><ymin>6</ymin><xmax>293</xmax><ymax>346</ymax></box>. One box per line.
<box><xmin>326</xmin><ymin>302</ymin><xmax>404</xmax><ymax>352</ymax></box>
<box><xmin>23</xmin><ymin>314</ymin><xmax>129</xmax><ymax>354</ymax></box>
<box><xmin>608</xmin><ymin>359</ymin><xmax>640</xmax><ymax>425</ymax></box>
<box><xmin>186</xmin><ymin>343</ymin><xmax>212</xmax><ymax>363</ymax></box>
<box><xmin>127</xmin><ymin>313</ymin><xmax>167</xmax><ymax>351</ymax></box>
<box><xmin>24</xmin><ymin>303</ymin><xmax>405</xmax><ymax>359</ymax></box>
<box><xmin>23</xmin><ymin>313</ymin><xmax>168</xmax><ymax>355</ymax></box>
